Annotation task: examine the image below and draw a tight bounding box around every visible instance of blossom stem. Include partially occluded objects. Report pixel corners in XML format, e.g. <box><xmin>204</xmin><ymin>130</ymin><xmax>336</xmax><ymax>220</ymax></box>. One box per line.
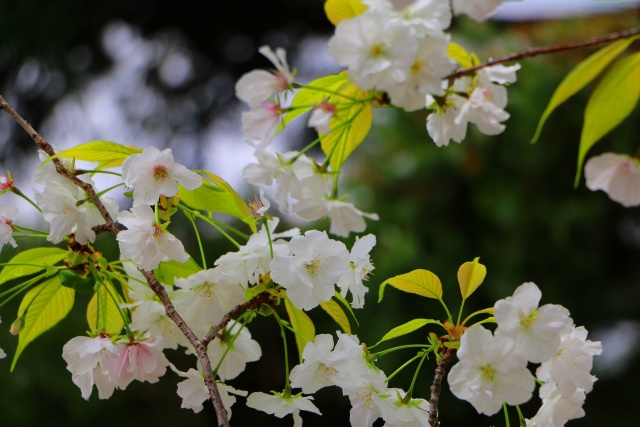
<box><xmin>11</xmin><ymin>187</ymin><xmax>42</xmax><ymax>213</ymax></box>
<box><xmin>0</xmin><ymin>272</ymin><xmax>48</xmax><ymax>307</ymax></box>
<box><xmin>503</xmin><ymin>402</ymin><xmax>511</xmax><ymax>427</ymax></box>
<box><xmin>370</xmin><ymin>343</ymin><xmax>432</xmax><ymax>358</ymax></box>
<box><xmin>460</xmin><ymin>307</ymin><xmax>494</xmax><ymax>326</ymax></box>
<box><xmin>385</xmin><ymin>351</ymin><xmax>423</xmax><ymax>383</ymax></box>
<box><xmin>12</xmin><ymin>226</ymin><xmax>48</xmax><ymax>235</ymax></box>
<box><xmin>182</xmin><ymin>207</ymin><xmax>242</xmax><ymax>249</ymax></box>
<box><xmin>271</xmin><ymin>309</ymin><xmax>291</xmax><ymax>391</ymax></box>
<box><xmin>406</xmin><ymin>350</ymin><xmax>429</xmax><ymax>400</ymax></box>
<box><xmin>262</xmin><ymin>217</ymin><xmax>275</xmax><ymax>260</ymax></box>
<box><xmin>428</xmin><ymin>347</ymin><xmax>456</xmax><ymax>427</ymax></box>
<box><xmin>183</xmin><ymin>209</ymin><xmax>207</xmax><ymax>269</ymax></box>
<box><xmin>447</xmin><ymin>26</ymin><xmax>640</xmax><ymax>80</ymax></box>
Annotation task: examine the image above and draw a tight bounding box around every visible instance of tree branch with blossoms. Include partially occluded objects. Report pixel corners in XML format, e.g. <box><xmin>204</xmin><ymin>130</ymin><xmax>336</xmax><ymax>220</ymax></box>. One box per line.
<box><xmin>0</xmin><ymin>94</ymin><xmax>232</xmax><ymax>427</ymax></box>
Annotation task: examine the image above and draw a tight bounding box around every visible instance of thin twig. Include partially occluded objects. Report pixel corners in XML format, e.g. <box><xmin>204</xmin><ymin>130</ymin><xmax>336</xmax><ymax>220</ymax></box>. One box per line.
<box><xmin>447</xmin><ymin>26</ymin><xmax>640</xmax><ymax>80</ymax></box>
<box><xmin>0</xmin><ymin>94</ymin><xmax>230</xmax><ymax>426</ymax></box>
<box><xmin>203</xmin><ymin>292</ymin><xmax>273</xmax><ymax>347</ymax></box>
<box><xmin>429</xmin><ymin>347</ymin><xmax>456</xmax><ymax>427</ymax></box>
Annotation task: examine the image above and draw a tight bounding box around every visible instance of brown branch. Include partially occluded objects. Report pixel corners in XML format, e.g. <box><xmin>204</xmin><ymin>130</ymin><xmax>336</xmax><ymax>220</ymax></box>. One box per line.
<box><xmin>0</xmin><ymin>94</ymin><xmax>230</xmax><ymax>426</ymax></box>
<box><xmin>203</xmin><ymin>292</ymin><xmax>273</xmax><ymax>347</ymax></box>
<box><xmin>142</xmin><ymin>270</ymin><xmax>230</xmax><ymax>427</ymax></box>
<box><xmin>0</xmin><ymin>95</ymin><xmax>121</xmax><ymax>236</ymax></box>
<box><xmin>429</xmin><ymin>347</ymin><xmax>456</xmax><ymax>427</ymax></box>
<box><xmin>447</xmin><ymin>26</ymin><xmax>640</xmax><ymax>80</ymax></box>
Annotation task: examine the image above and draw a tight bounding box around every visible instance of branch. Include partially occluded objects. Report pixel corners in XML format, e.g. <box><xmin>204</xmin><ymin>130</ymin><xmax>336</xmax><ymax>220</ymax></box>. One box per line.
<box><xmin>203</xmin><ymin>292</ymin><xmax>273</xmax><ymax>347</ymax></box>
<box><xmin>429</xmin><ymin>347</ymin><xmax>456</xmax><ymax>427</ymax></box>
<box><xmin>0</xmin><ymin>94</ymin><xmax>230</xmax><ymax>426</ymax></box>
<box><xmin>447</xmin><ymin>26</ymin><xmax>640</xmax><ymax>80</ymax></box>
<box><xmin>0</xmin><ymin>95</ymin><xmax>121</xmax><ymax>236</ymax></box>
<box><xmin>141</xmin><ymin>270</ymin><xmax>230</xmax><ymax>427</ymax></box>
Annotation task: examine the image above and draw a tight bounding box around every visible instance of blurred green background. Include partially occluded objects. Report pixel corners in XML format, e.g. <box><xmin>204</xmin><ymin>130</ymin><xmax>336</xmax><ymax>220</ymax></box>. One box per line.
<box><xmin>0</xmin><ymin>1</ymin><xmax>639</xmax><ymax>426</ymax></box>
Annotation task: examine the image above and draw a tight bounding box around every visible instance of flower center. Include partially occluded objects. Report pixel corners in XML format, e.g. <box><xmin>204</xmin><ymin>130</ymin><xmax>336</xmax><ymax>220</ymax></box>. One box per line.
<box><xmin>369</xmin><ymin>44</ymin><xmax>386</xmax><ymax>58</ymax></box>
<box><xmin>480</xmin><ymin>364</ymin><xmax>496</xmax><ymax>382</ymax></box>
<box><xmin>305</xmin><ymin>258</ymin><xmax>321</xmax><ymax>277</ymax></box>
<box><xmin>519</xmin><ymin>310</ymin><xmax>537</xmax><ymax>331</ymax></box>
<box><xmin>153</xmin><ymin>164</ymin><xmax>170</xmax><ymax>181</ymax></box>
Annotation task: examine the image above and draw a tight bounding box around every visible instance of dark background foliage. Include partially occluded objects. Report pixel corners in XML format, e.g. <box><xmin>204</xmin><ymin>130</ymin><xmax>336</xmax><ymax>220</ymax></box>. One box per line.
<box><xmin>0</xmin><ymin>1</ymin><xmax>639</xmax><ymax>425</ymax></box>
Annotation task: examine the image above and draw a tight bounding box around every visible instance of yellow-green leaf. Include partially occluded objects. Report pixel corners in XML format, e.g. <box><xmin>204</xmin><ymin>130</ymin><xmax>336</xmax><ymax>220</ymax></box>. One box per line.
<box><xmin>576</xmin><ymin>51</ymin><xmax>640</xmax><ymax>186</ymax></box>
<box><xmin>180</xmin><ymin>171</ymin><xmax>256</xmax><ymax>233</ymax></box>
<box><xmin>283</xmin><ymin>72</ymin><xmax>350</xmax><ymax>128</ymax></box>
<box><xmin>378</xmin><ymin>269</ymin><xmax>443</xmax><ymax>302</ymax></box>
<box><xmin>374</xmin><ymin>318</ymin><xmax>440</xmax><ymax>346</ymax></box>
<box><xmin>532</xmin><ymin>36</ymin><xmax>640</xmax><ymax>144</ymax></box>
<box><xmin>87</xmin><ymin>282</ymin><xmax>125</xmax><ymax>334</ymax></box>
<box><xmin>154</xmin><ymin>258</ymin><xmax>202</xmax><ymax>286</ymax></box>
<box><xmin>50</xmin><ymin>141</ymin><xmax>142</xmax><ymax>169</ymax></box>
<box><xmin>12</xmin><ymin>276</ymin><xmax>75</xmax><ymax>370</ymax></box>
<box><xmin>320</xmin><ymin>298</ymin><xmax>351</xmax><ymax>334</ymax></box>
<box><xmin>0</xmin><ymin>247</ymin><xmax>67</xmax><ymax>286</ymax></box>
<box><xmin>458</xmin><ymin>257</ymin><xmax>487</xmax><ymax>300</ymax></box>
<box><xmin>324</xmin><ymin>0</ymin><xmax>367</xmax><ymax>26</ymax></box>
<box><xmin>447</xmin><ymin>42</ymin><xmax>477</xmax><ymax>69</ymax></box>
<box><xmin>321</xmin><ymin>81</ymin><xmax>373</xmax><ymax>171</ymax></box>
<box><xmin>284</xmin><ymin>297</ymin><xmax>315</xmax><ymax>362</ymax></box>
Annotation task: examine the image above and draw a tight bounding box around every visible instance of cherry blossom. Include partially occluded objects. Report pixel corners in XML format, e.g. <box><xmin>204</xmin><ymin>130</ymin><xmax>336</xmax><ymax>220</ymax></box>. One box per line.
<box><xmin>246</xmin><ymin>390</ymin><xmax>321</xmax><ymax>425</ymax></box>
<box><xmin>0</xmin><ymin>205</ymin><xmax>18</xmax><ymax>250</ymax></box>
<box><xmin>584</xmin><ymin>152</ymin><xmax>640</xmax><ymax>207</ymax></box>
<box><xmin>207</xmin><ymin>320</ymin><xmax>262</xmax><ymax>381</ymax></box>
<box><xmin>109</xmin><ymin>335</ymin><xmax>169</xmax><ymax>389</ymax></box>
<box><xmin>337</xmin><ymin>234</ymin><xmax>376</xmax><ymax>308</ymax></box>
<box><xmin>270</xmin><ymin>230</ymin><xmax>350</xmax><ymax>311</ymax></box>
<box><xmin>452</xmin><ymin>0</ymin><xmax>505</xmax><ymax>22</ymax></box>
<box><xmin>448</xmin><ymin>325</ymin><xmax>535</xmax><ymax>415</ymax></box>
<box><xmin>122</xmin><ymin>146</ymin><xmax>202</xmax><ymax>207</ymax></box>
<box><xmin>236</xmin><ymin>45</ymin><xmax>294</xmax><ymax>109</ymax></box>
<box><xmin>116</xmin><ymin>205</ymin><xmax>190</xmax><ymax>271</ymax></box>
<box><xmin>290</xmin><ymin>334</ymin><xmax>337</xmax><ymax>394</ymax></box>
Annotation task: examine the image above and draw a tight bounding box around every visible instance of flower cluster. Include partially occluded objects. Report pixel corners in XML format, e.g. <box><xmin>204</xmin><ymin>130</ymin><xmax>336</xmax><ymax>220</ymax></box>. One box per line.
<box><xmin>448</xmin><ymin>282</ymin><xmax>601</xmax><ymax>425</ymax></box>
<box><xmin>248</xmin><ymin>332</ymin><xmax>430</xmax><ymax>426</ymax></box>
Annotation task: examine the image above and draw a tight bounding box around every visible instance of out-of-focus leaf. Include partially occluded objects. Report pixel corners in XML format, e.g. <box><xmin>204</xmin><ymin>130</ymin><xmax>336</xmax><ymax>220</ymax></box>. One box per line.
<box><xmin>154</xmin><ymin>258</ymin><xmax>201</xmax><ymax>286</ymax></box>
<box><xmin>320</xmin><ymin>298</ymin><xmax>351</xmax><ymax>334</ymax></box>
<box><xmin>532</xmin><ymin>36</ymin><xmax>640</xmax><ymax>144</ymax></box>
<box><xmin>576</xmin><ymin>51</ymin><xmax>640</xmax><ymax>185</ymax></box>
<box><xmin>324</xmin><ymin>0</ymin><xmax>367</xmax><ymax>26</ymax></box>
<box><xmin>284</xmin><ymin>297</ymin><xmax>315</xmax><ymax>362</ymax></box>
<box><xmin>87</xmin><ymin>282</ymin><xmax>125</xmax><ymax>334</ymax></box>
<box><xmin>282</xmin><ymin>72</ymin><xmax>349</xmax><ymax>127</ymax></box>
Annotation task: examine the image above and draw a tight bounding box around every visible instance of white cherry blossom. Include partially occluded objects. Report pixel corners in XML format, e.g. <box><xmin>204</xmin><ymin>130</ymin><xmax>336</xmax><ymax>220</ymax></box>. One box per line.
<box><xmin>452</xmin><ymin>0</ymin><xmax>505</xmax><ymax>22</ymax></box>
<box><xmin>585</xmin><ymin>152</ymin><xmax>640</xmax><ymax>207</ymax></box>
<box><xmin>290</xmin><ymin>334</ymin><xmax>337</xmax><ymax>394</ymax></box>
<box><xmin>448</xmin><ymin>325</ymin><xmax>535</xmax><ymax>415</ymax></box>
<box><xmin>494</xmin><ymin>282</ymin><xmax>572</xmax><ymax>363</ymax></box>
<box><xmin>236</xmin><ymin>45</ymin><xmax>294</xmax><ymax>109</ymax></box>
<box><xmin>122</xmin><ymin>146</ymin><xmax>202</xmax><ymax>207</ymax></box>
<box><xmin>207</xmin><ymin>320</ymin><xmax>262</xmax><ymax>381</ymax></box>
<box><xmin>116</xmin><ymin>205</ymin><xmax>190</xmax><ymax>271</ymax></box>
<box><xmin>337</xmin><ymin>234</ymin><xmax>376</xmax><ymax>308</ymax></box>
<box><xmin>246</xmin><ymin>391</ymin><xmax>321</xmax><ymax>423</ymax></box>
<box><xmin>270</xmin><ymin>230</ymin><xmax>350</xmax><ymax>311</ymax></box>
<box><xmin>0</xmin><ymin>205</ymin><xmax>18</xmax><ymax>250</ymax></box>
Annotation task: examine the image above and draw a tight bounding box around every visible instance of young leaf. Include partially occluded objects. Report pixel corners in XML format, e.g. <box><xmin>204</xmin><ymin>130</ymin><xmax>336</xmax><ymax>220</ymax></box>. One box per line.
<box><xmin>447</xmin><ymin>43</ymin><xmax>477</xmax><ymax>69</ymax></box>
<box><xmin>154</xmin><ymin>258</ymin><xmax>202</xmax><ymax>286</ymax></box>
<box><xmin>0</xmin><ymin>247</ymin><xmax>67</xmax><ymax>286</ymax></box>
<box><xmin>12</xmin><ymin>276</ymin><xmax>75</xmax><ymax>370</ymax></box>
<box><xmin>87</xmin><ymin>282</ymin><xmax>125</xmax><ymax>334</ymax></box>
<box><xmin>576</xmin><ymin>52</ymin><xmax>640</xmax><ymax>185</ymax></box>
<box><xmin>378</xmin><ymin>269</ymin><xmax>443</xmax><ymax>302</ymax></box>
<box><xmin>180</xmin><ymin>171</ymin><xmax>256</xmax><ymax>233</ymax></box>
<box><xmin>282</xmin><ymin>72</ymin><xmax>349</xmax><ymax>128</ymax></box>
<box><xmin>284</xmin><ymin>297</ymin><xmax>315</xmax><ymax>361</ymax></box>
<box><xmin>324</xmin><ymin>0</ymin><xmax>367</xmax><ymax>26</ymax></box>
<box><xmin>532</xmin><ymin>36</ymin><xmax>640</xmax><ymax>143</ymax></box>
<box><xmin>374</xmin><ymin>318</ymin><xmax>440</xmax><ymax>346</ymax></box>
<box><xmin>320</xmin><ymin>298</ymin><xmax>351</xmax><ymax>334</ymax></box>
<box><xmin>321</xmin><ymin>81</ymin><xmax>373</xmax><ymax>171</ymax></box>
<box><xmin>458</xmin><ymin>257</ymin><xmax>487</xmax><ymax>300</ymax></box>
<box><xmin>49</xmin><ymin>140</ymin><xmax>142</xmax><ymax>169</ymax></box>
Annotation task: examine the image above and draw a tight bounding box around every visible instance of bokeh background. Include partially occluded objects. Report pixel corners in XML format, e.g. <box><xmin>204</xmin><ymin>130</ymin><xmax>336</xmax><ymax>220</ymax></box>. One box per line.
<box><xmin>0</xmin><ymin>0</ymin><xmax>639</xmax><ymax>425</ymax></box>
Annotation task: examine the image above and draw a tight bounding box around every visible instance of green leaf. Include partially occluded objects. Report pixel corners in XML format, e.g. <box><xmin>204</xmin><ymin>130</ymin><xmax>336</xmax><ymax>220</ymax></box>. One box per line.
<box><xmin>575</xmin><ymin>51</ymin><xmax>640</xmax><ymax>185</ymax></box>
<box><xmin>458</xmin><ymin>257</ymin><xmax>487</xmax><ymax>300</ymax></box>
<box><xmin>379</xmin><ymin>269</ymin><xmax>443</xmax><ymax>302</ymax></box>
<box><xmin>59</xmin><ymin>269</ymin><xmax>95</xmax><ymax>293</ymax></box>
<box><xmin>284</xmin><ymin>297</ymin><xmax>315</xmax><ymax>362</ymax></box>
<box><xmin>374</xmin><ymin>318</ymin><xmax>440</xmax><ymax>346</ymax></box>
<box><xmin>321</xmin><ymin>81</ymin><xmax>373</xmax><ymax>171</ymax></box>
<box><xmin>12</xmin><ymin>276</ymin><xmax>75</xmax><ymax>370</ymax></box>
<box><xmin>532</xmin><ymin>36</ymin><xmax>640</xmax><ymax>143</ymax></box>
<box><xmin>87</xmin><ymin>282</ymin><xmax>125</xmax><ymax>334</ymax></box>
<box><xmin>180</xmin><ymin>170</ymin><xmax>256</xmax><ymax>233</ymax></box>
<box><xmin>50</xmin><ymin>141</ymin><xmax>142</xmax><ymax>169</ymax></box>
<box><xmin>0</xmin><ymin>247</ymin><xmax>67</xmax><ymax>286</ymax></box>
<box><xmin>154</xmin><ymin>258</ymin><xmax>201</xmax><ymax>286</ymax></box>
<box><xmin>319</xmin><ymin>298</ymin><xmax>351</xmax><ymax>334</ymax></box>
<box><xmin>283</xmin><ymin>72</ymin><xmax>350</xmax><ymax>128</ymax></box>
